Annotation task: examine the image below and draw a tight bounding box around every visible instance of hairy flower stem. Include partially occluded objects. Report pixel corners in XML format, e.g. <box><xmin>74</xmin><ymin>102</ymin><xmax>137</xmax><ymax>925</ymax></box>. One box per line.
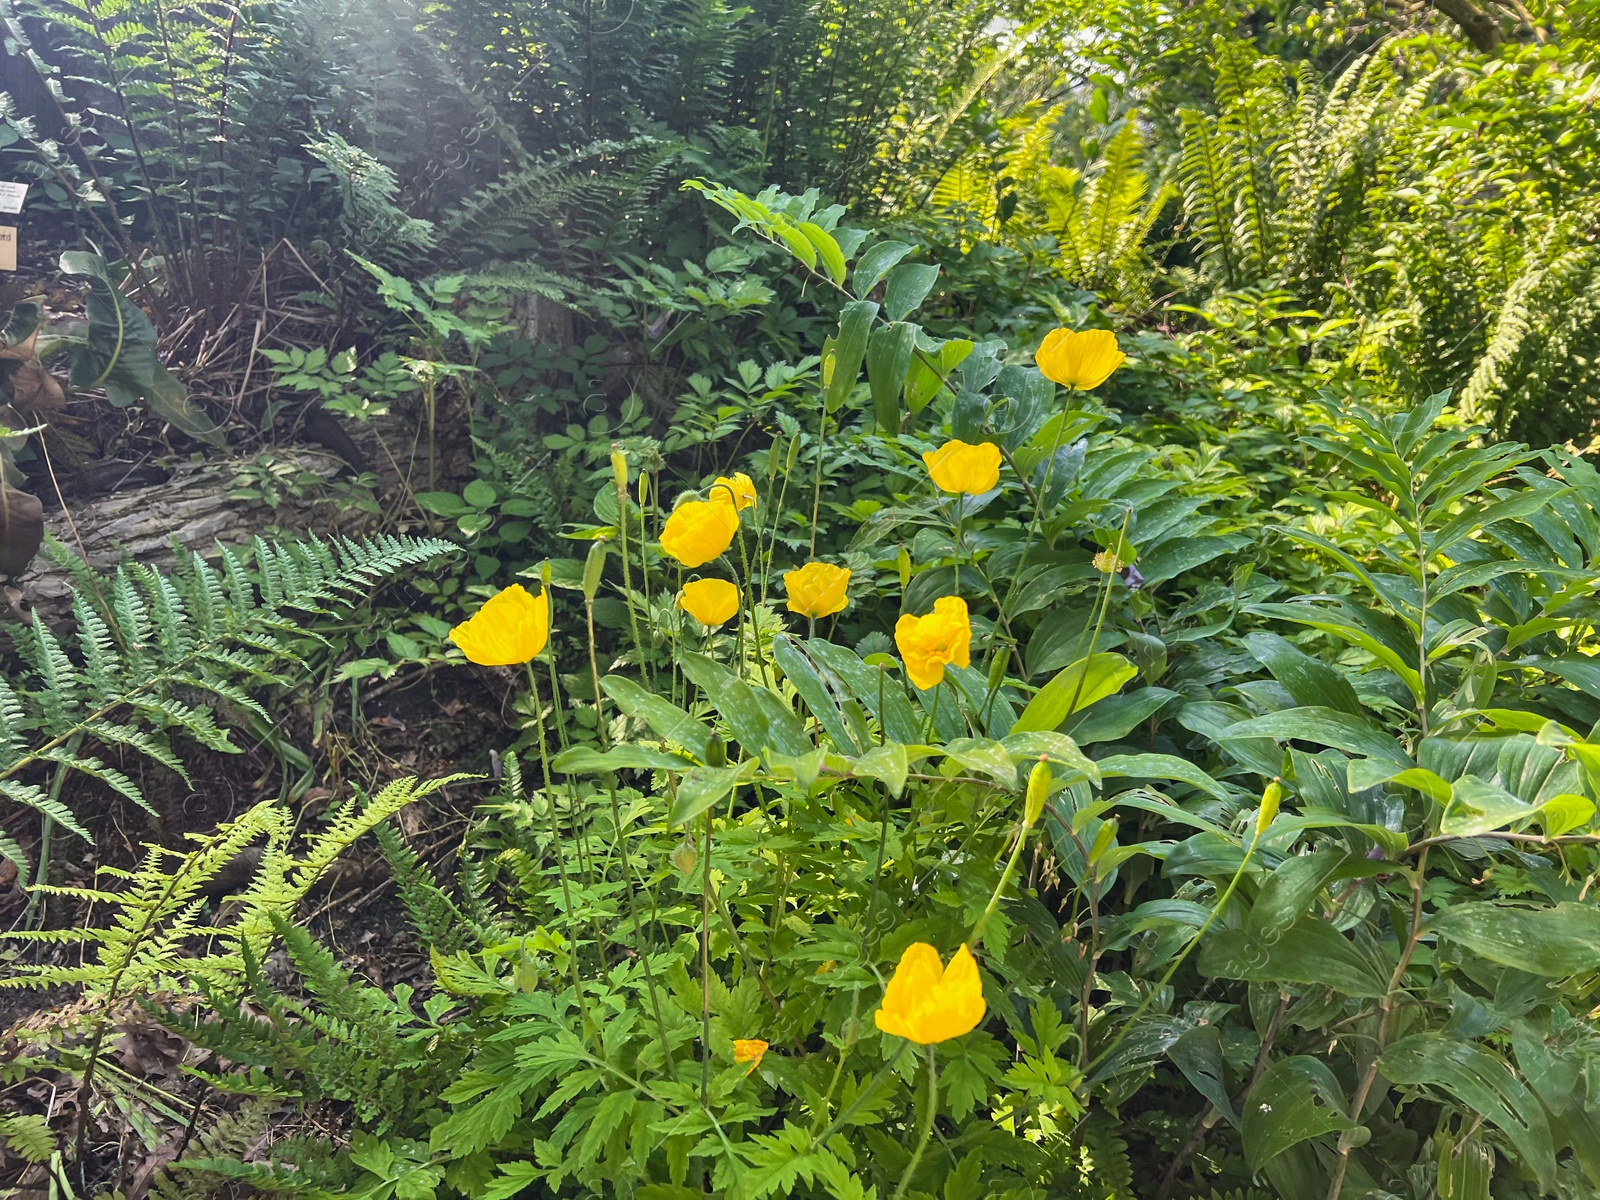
<box><xmin>526</xmin><ymin>663</ymin><xmax>597</xmax><ymax>1049</ymax></box>
<box><xmin>1086</xmin><ymin>793</ymin><xmax>1268</xmax><ymax>1076</ymax></box>
<box><xmin>892</xmin><ymin>1047</ymin><xmax>939</xmax><ymax>1200</ymax></box>
<box><xmin>608</xmin><ymin>782</ymin><xmax>673</xmax><ymax>1068</ymax></box>
<box><xmin>700</xmin><ymin>808</ymin><xmax>714</xmax><ymax>1106</ymax></box>
<box><xmin>810</xmin><ymin>407</ymin><xmax>828</xmax><ymax>559</ymax></box>
<box><xmin>969</xmin><ymin>817</ymin><xmax>1031</xmax><ymax>951</ymax></box>
<box><xmin>614</xmin><ymin>457</ymin><xmax>652</xmax><ymax>691</ymax></box>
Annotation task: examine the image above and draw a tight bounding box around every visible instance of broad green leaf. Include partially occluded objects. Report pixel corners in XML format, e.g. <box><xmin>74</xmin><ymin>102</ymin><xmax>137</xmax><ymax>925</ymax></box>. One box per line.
<box><xmin>678</xmin><ymin>651</ymin><xmax>810</xmax><ymax>758</ymax></box>
<box><xmin>1064</xmin><ymin>687</ymin><xmax>1176</xmax><ymax>745</ymax></box>
<box><xmin>1347</xmin><ymin>760</ymin><xmax>1453</xmax><ymax>803</ymax></box>
<box><xmin>1381</xmin><ymin>1034</ymin><xmax>1554</xmax><ymax>1186</ymax></box>
<box><xmin>939</xmin><ymin>737</ymin><xmax>1021</xmax><ymax>789</ymax></box>
<box><xmin>798</xmin><ymin>222</ymin><xmax>846</xmax><ymax>284</ymax></box>
<box><xmin>1440</xmin><ymin>776</ymin><xmax>1534</xmax><ymax>837</ymax></box>
<box><xmin>1224</xmin><ymin>706</ymin><xmax>1410</xmax><ymax>766</ymax></box>
<box><xmin>551</xmin><ymin>745</ymin><xmax>694</xmax><ymax>774</ymax></box>
<box><xmin>807</xmin><ymin>639</ymin><xmax>921</xmax><ymax>745</ymax></box>
<box><xmin>771</xmin><ymin>220</ymin><xmax>817</xmax><ymax>271</ymax></box>
<box><xmin>824</xmin><ymin>300</ymin><xmax>878</xmax><ymax>413</ymax></box>
<box><xmin>1246</xmin><ymin>850</ymin><xmax>1382</xmax><ymax>943</ymax></box>
<box><xmin>668</xmin><ymin>760</ymin><xmax>759</xmax><ymax>826</ymax></box>
<box><xmin>1012</xmin><ymin>653</ymin><xmax>1136</xmax><ymax>734</ymax></box>
<box><xmin>1537</xmin><ymin>792</ymin><xmax>1594</xmax><ymax>836</ymax></box>
<box><xmin>1241</xmin><ymin>1056</ymin><xmax>1356</xmax><ymax>1174</ymax></box>
<box><xmin>1242</xmin><ymin>632</ymin><xmax>1363</xmax><ymax>718</ymax></box>
<box><xmin>903</xmin><ymin>337</ymin><xmax>974</xmax><ymax>414</ymax></box>
<box><xmin>1001</xmin><ymin>730</ymin><xmax>1100</xmax><ymax>784</ymax></box>
<box><xmin>1168</xmin><ymin>1024</ymin><xmax>1237</xmax><ymax>1127</ymax></box>
<box><xmin>765</xmin><ymin>746</ymin><xmax>827</xmax><ymax>789</ymax></box>
<box><xmin>883</xmin><ymin>261</ymin><xmax>940</xmax><ymax>322</ymax></box>
<box><xmin>1097</xmin><ymin>753</ymin><xmax>1229</xmax><ymax>800</ymax></box>
<box><xmin>1247</xmin><ymin>602</ymin><xmax>1424</xmax><ymax>704</ymax></box>
<box><xmin>600</xmin><ymin>676</ymin><xmax>712</xmax><ymax>763</ymax></box>
<box><xmin>772</xmin><ymin>636</ymin><xmax>862</xmax><ymax>754</ymax></box>
<box><xmin>852</xmin><ymin>240</ymin><xmax>914</xmax><ymax>296</ymax></box>
<box><xmin>853</xmin><ymin>741</ymin><xmax>910</xmax><ymax>798</ymax></box>
<box><xmin>867</xmin><ymin>322</ymin><xmax>916</xmax><ymax>434</ymax></box>
<box><xmin>1428</xmin><ymin>901</ymin><xmax>1600</xmax><ymax>976</ymax></box>
<box><xmin>1199</xmin><ymin>919</ymin><xmax>1393</xmax><ymax>998</ymax></box>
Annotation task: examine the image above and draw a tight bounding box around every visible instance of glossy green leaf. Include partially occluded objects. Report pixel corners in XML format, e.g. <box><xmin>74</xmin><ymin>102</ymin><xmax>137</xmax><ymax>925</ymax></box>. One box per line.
<box><xmin>1199</xmin><ymin>919</ymin><xmax>1392</xmax><ymax>997</ymax></box>
<box><xmin>824</xmin><ymin>300</ymin><xmax>878</xmax><ymax>413</ymax></box>
<box><xmin>867</xmin><ymin>322</ymin><xmax>917</xmax><ymax>434</ymax></box>
<box><xmin>1243</xmin><ymin>632</ymin><xmax>1363</xmax><ymax>718</ymax></box>
<box><xmin>1428</xmin><ymin>902</ymin><xmax>1600</xmax><ymax>976</ymax></box>
<box><xmin>883</xmin><ymin>262</ymin><xmax>940</xmax><ymax>322</ymax></box>
<box><xmin>1012</xmin><ymin>653</ymin><xmax>1136</xmax><ymax>734</ymax></box>
<box><xmin>772</xmin><ymin>636</ymin><xmax>862</xmax><ymax>755</ymax></box>
<box><xmin>1381</xmin><ymin>1034</ymin><xmax>1554</xmax><ymax>1186</ymax></box>
<box><xmin>600</xmin><ymin>676</ymin><xmax>712</xmax><ymax>762</ymax></box>
<box><xmin>798</xmin><ymin>222</ymin><xmax>846</xmax><ymax>284</ymax></box>
<box><xmin>1440</xmin><ymin>776</ymin><xmax>1534</xmax><ymax>837</ymax></box>
<box><xmin>852</xmin><ymin>741</ymin><xmax>910</xmax><ymax>798</ymax></box>
<box><xmin>852</xmin><ymin>240</ymin><xmax>914</xmax><ymax>296</ymax></box>
<box><xmin>1224</xmin><ymin>706</ymin><xmax>1410</xmax><ymax>766</ymax></box>
<box><xmin>667</xmin><ymin>760</ymin><xmax>759</xmax><ymax>826</ymax></box>
<box><xmin>551</xmin><ymin>745</ymin><xmax>694</xmax><ymax>774</ymax></box>
<box><xmin>1241</xmin><ymin>1056</ymin><xmax>1356</xmax><ymax>1174</ymax></box>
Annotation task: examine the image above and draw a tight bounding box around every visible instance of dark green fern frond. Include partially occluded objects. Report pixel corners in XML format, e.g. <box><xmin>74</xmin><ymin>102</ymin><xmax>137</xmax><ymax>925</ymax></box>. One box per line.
<box><xmin>0</xmin><ymin>532</ymin><xmax>455</xmax><ymax>870</ymax></box>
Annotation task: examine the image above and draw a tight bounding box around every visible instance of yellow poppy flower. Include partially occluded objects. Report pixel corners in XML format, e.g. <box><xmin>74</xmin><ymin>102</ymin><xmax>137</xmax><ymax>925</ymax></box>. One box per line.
<box><xmin>660</xmin><ymin>497</ymin><xmax>741</xmax><ymax>568</ymax></box>
<box><xmin>1034</xmin><ymin>328</ymin><xmax>1126</xmax><ymax>391</ymax></box>
<box><xmin>448</xmin><ymin>584</ymin><xmax>550</xmax><ymax>666</ymax></box>
<box><xmin>784</xmin><ymin>561</ymin><xmax>851</xmax><ymax>619</ymax></box>
<box><xmin>679</xmin><ymin>578</ymin><xmax>740</xmax><ymax>628</ymax></box>
<box><xmin>874</xmin><ymin>942</ymin><xmax>986</xmax><ymax>1044</ymax></box>
<box><xmin>710</xmin><ymin>472</ymin><xmax>758</xmax><ymax>512</ymax></box>
<box><xmin>894</xmin><ymin>595</ymin><xmax>972</xmax><ymax>690</ymax></box>
<box><xmin>922</xmin><ymin>439</ymin><xmax>1002</xmax><ymax>495</ymax></box>
<box><xmin>732</xmin><ymin>1038</ymin><xmax>768</xmax><ymax>1075</ymax></box>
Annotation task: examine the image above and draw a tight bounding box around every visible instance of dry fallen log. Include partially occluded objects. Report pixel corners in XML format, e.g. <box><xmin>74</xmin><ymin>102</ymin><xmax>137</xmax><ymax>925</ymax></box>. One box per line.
<box><xmin>11</xmin><ymin>447</ymin><xmax>355</xmax><ymax>619</ymax></box>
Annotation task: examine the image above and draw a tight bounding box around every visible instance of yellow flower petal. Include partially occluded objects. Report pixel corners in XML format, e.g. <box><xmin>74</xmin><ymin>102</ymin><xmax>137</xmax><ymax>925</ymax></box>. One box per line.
<box><xmin>680</xmin><ymin>578</ymin><xmax>741</xmax><ymax>627</ymax></box>
<box><xmin>660</xmin><ymin>498</ymin><xmax>740</xmax><ymax>568</ymax></box>
<box><xmin>1034</xmin><ymin>328</ymin><xmax>1126</xmax><ymax>391</ymax></box>
<box><xmin>894</xmin><ymin>595</ymin><xmax>972</xmax><ymax>691</ymax></box>
<box><xmin>922</xmin><ymin>439</ymin><xmax>1001</xmax><ymax>495</ymax></box>
<box><xmin>874</xmin><ymin>942</ymin><xmax>986</xmax><ymax>1044</ymax></box>
<box><xmin>448</xmin><ymin>584</ymin><xmax>550</xmax><ymax>666</ymax></box>
<box><xmin>732</xmin><ymin>1038</ymin><xmax>768</xmax><ymax>1075</ymax></box>
<box><xmin>784</xmin><ymin>561</ymin><xmax>851</xmax><ymax>619</ymax></box>
<box><xmin>710</xmin><ymin>472</ymin><xmax>758</xmax><ymax>512</ymax></box>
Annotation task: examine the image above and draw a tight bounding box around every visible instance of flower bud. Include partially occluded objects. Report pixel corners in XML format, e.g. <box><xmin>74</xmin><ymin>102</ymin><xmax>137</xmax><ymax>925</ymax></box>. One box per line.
<box><xmin>785</xmin><ymin>435</ymin><xmax>803</xmax><ymax>472</ymax></box>
<box><xmin>583</xmin><ymin>541</ymin><xmax>607</xmax><ymax>601</ymax></box>
<box><xmin>1024</xmin><ymin>756</ymin><xmax>1050</xmax><ymax>828</ymax></box>
<box><xmin>671</xmin><ymin>836</ymin><xmax>698</xmax><ymax>874</ymax></box>
<box><xmin>611</xmin><ymin>446</ymin><xmax>629</xmax><ymax>496</ymax></box>
<box><xmin>896</xmin><ymin>544</ymin><xmax>911</xmax><ymax>589</ymax></box>
<box><xmin>1256</xmin><ymin>778</ymin><xmax>1283</xmax><ymax>837</ymax></box>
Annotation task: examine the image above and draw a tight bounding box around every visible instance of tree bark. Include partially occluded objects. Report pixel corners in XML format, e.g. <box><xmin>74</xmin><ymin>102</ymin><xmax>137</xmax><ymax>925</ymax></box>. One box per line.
<box><xmin>1433</xmin><ymin>0</ymin><xmax>1505</xmax><ymax>51</ymax></box>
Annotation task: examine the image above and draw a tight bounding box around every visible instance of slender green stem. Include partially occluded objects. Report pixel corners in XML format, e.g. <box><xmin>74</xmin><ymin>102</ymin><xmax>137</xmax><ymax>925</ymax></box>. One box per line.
<box><xmin>526</xmin><ymin>663</ymin><xmax>596</xmax><ymax>1048</ymax></box>
<box><xmin>608</xmin><ymin>780</ymin><xmax>673</xmax><ymax>1068</ymax></box>
<box><xmin>892</xmin><ymin>1047</ymin><xmax>939</xmax><ymax>1200</ymax></box>
<box><xmin>615</xmin><ymin>457</ymin><xmax>651</xmax><ymax>690</ymax></box>
<box><xmin>25</xmin><ymin>732</ymin><xmax>82</xmax><ymax>929</ymax></box>
<box><xmin>969</xmin><ymin>816</ymin><xmax>1030</xmax><ymax>951</ymax></box>
<box><xmin>1086</xmin><ymin>802</ymin><xmax>1267</xmax><ymax>1076</ymax></box>
<box><xmin>700</xmin><ymin>808</ymin><xmax>714</xmax><ymax>1106</ymax></box>
<box><xmin>810</xmin><ymin>407</ymin><xmax>828</xmax><ymax>560</ymax></box>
